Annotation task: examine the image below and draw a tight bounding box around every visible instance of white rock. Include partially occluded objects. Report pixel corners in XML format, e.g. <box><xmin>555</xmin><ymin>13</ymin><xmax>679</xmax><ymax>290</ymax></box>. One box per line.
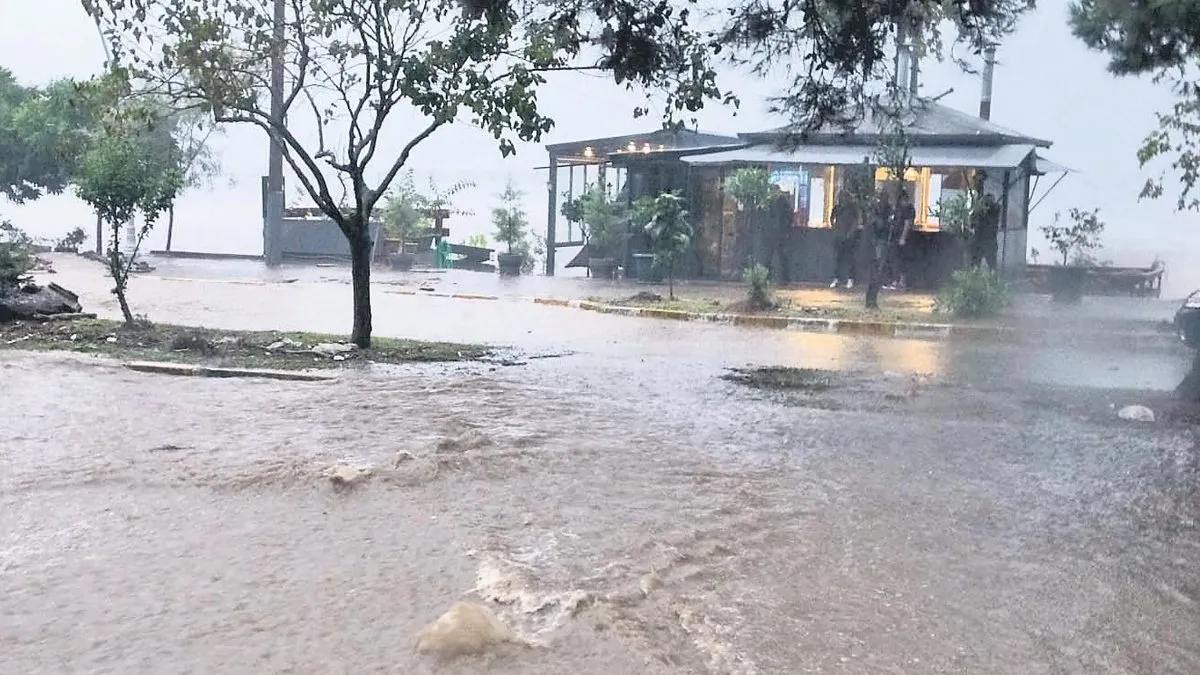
<box><xmin>266</xmin><ymin>337</ymin><xmax>301</xmax><ymax>351</ymax></box>
<box><xmin>1117</xmin><ymin>405</ymin><xmax>1156</xmax><ymax>423</ymax></box>
<box><xmin>312</xmin><ymin>342</ymin><xmax>356</xmax><ymax>356</ymax></box>
<box><xmin>416</xmin><ymin>602</ymin><xmax>512</xmax><ymax>657</ymax></box>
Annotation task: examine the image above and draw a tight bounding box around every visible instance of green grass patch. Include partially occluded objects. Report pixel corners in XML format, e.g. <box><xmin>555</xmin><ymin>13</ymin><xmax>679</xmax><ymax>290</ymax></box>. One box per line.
<box><xmin>0</xmin><ymin>318</ymin><xmax>490</xmax><ymax>369</ymax></box>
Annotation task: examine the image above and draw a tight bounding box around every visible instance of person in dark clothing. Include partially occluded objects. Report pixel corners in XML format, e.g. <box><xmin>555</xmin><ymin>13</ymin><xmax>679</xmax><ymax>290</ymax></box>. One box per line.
<box><xmin>829</xmin><ymin>188</ymin><xmax>862</xmax><ymax>289</ymax></box>
<box><xmin>766</xmin><ymin>192</ymin><xmax>795</xmax><ymax>284</ymax></box>
<box><xmin>885</xmin><ymin>188</ymin><xmax>917</xmax><ymax>290</ymax></box>
<box><xmin>969</xmin><ymin>173</ymin><xmax>1001</xmax><ymax>269</ymax></box>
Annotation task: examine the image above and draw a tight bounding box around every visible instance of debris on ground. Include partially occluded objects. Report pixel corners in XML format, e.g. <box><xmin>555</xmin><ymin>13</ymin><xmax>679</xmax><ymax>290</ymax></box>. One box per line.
<box><xmin>0</xmin><ymin>282</ymin><xmax>83</xmax><ymax>323</ymax></box>
<box><xmin>416</xmin><ymin>602</ymin><xmax>514</xmax><ymax>657</ymax></box>
<box><xmin>630</xmin><ymin>291</ymin><xmax>662</xmax><ymax>303</ymax></box>
<box><xmin>721</xmin><ymin>366</ymin><xmax>836</xmax><ymax>392</ymax></box>
<box><xmin>1118</xmin><ymin>405</ymin><xmax>1156</xmax><ymax>423</ymax></box>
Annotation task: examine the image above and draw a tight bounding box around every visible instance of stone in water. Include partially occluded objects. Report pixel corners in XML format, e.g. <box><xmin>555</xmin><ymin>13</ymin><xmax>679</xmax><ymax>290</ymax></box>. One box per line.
<box><xmin>416</xmin><ymin>601</ymin><xmax>512</xmax><ymax>657</ymax></box>
<box><xmin>1117</xmin><ymin>405</ymin><xmax>1155</xmax><ymax>423</ymax></box>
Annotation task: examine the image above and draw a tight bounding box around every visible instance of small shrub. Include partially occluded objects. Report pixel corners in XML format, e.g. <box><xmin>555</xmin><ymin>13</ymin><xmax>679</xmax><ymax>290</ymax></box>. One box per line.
<box><xmin>934</xmin><ymin>266</ymin><xmax>1009</xmax><ymax>317</ymax></box>
<box><xmin>1041</xmin><ymin>207</ymin><xmax>1105</xmax><ymax>266</ymax></box>
<box><xmin>743</xmin><ymin>263</ymin><xmax>773</xmax><ymax>309</ymax></box>
<box><xmin>0</xmin><ymin>221</ymin><xmax>34</xmax><ymax>288</ymax></box>
<box><xmin>56</xmin><ymin>227</ymin><xmax>87</xmax><ymax>251</ymax></box>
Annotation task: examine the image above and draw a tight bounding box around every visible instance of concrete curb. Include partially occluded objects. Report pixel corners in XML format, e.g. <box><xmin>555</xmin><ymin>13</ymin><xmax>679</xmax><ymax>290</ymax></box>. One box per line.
<box><xmin>123</xmin><ymin>361</ymin><xmax>336</xmax><ymax>381</ymax></box>
<box><xmin>382</xmin><ymin>287</ymin><xmax>1182</xmax><ymax>349</ymax></box>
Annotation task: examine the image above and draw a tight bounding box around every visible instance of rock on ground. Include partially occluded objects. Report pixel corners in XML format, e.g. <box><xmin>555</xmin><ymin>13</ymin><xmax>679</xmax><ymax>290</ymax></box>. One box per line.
<box><xmin>0</xmin><ymin>282</ymin><xmax>82</xmax><ymax>322</ymax></box>
<box><xmin>416</xmin><ymin>601</ymin><xmax>513</xmax><ymax>657</ymax></box>
<box><xmin>1117</xmin><ymin>405</ymin><xmax>1156</xmax><ymax>423</ymax></box>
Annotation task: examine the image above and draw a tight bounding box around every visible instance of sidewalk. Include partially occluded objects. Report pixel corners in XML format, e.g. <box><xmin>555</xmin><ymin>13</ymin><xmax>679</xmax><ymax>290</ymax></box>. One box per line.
<box><xmin>381</xmin><ymin>286</ymin><xmax>1182</xmax><ymax>350</ymax></box>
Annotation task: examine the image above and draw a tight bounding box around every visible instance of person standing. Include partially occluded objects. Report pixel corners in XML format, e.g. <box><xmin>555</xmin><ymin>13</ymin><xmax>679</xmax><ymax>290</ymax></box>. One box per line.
<box><xmin>969</xmin><ymin>172</ymin><xmax>1002</xmax><ymax>270</ymax></box>
<box><xmin>885</xmin><ymin>188</ymin><xmax>916</xmax><ymax>290</ymax></box>
<box><xmin>829</xmin><ymin>187</ymin><xmax>862</xmax><ymax>289</ymax></box>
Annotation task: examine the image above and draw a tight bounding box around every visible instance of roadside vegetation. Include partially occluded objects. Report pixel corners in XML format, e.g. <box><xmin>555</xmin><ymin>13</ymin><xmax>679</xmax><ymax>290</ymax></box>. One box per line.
<box><xmin>934</xmin><ymin>266</ymin><xmax>1010</xmax><ymax>318</ymax></box>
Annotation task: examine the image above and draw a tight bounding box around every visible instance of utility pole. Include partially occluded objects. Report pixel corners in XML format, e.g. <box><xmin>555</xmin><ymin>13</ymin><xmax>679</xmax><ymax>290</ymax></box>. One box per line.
<box><xmin>263</xmin><ymin>0</ymin><xmax>286</xmax><ymax>266</ymax></box>
<box><xmin>979</xmin><ymin>45</ymin><xmax>997</xmax><ymax>121</ymax></box>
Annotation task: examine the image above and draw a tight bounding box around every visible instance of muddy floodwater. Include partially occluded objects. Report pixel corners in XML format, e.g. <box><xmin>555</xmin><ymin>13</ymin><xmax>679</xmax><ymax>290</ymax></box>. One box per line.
<box><xmin>2</xmin><ymin>256</ymin><xmax>1199</xmax><ymax>673</ymax></box>
<box><xmin>3</xmin><ymin>347</ymin><xmax>1198</xmax><ymax>674</ymax></box>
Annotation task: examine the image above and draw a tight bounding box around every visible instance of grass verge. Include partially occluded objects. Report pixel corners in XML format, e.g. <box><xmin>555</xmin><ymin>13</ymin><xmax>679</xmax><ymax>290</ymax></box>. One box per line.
<box><xmin>588</xmin><ymin>292</ymin><xmax>974</xmax><ymax>325</ymax></box>
<box><xmin>0</xmin><ymin>318</ymin><xmax>491</xmax><ymax>369</ymax></box>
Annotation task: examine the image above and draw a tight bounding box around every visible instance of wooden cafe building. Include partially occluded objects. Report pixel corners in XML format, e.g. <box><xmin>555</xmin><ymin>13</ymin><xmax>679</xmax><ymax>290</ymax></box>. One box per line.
<box><xmin>541</xmin><ymin>100</ymin><xmax>1068</xmax><ymax>289</ymax></box>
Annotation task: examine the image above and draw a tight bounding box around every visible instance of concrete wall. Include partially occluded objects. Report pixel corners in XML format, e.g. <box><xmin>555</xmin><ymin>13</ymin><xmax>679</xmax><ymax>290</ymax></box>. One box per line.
<box><xmin>279</xmin><ymin>219</ymin><xmax>381</xmax><ymax>260</ymax></box>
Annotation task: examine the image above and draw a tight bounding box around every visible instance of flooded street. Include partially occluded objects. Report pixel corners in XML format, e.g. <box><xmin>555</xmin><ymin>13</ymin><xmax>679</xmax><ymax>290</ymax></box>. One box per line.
<box><xmin>2</xmin><ymin>256</ymin><xmax>1199</xmax><ymax>673</ymax></box>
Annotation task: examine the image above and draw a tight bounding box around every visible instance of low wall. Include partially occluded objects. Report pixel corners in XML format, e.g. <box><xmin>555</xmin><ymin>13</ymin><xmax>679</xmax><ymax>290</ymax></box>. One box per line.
<box><xmin>279</xmin><ymin>219</ymin><xmax>382</xmax><ymax>260</ymax></box>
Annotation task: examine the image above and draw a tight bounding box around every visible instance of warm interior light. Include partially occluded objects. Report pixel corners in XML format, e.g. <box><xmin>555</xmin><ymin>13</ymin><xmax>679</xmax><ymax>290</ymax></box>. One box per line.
<box><xmin>626</xmin><ymin>141</ymin><xmax>637</xmax><ymax>152</ymax></box>
<box><xmin>641</xmin><ymin>143</ymin><xmax>651</xmax><ymax>154</ymax></box>
<box><xmin>582</xmin><ymin>146</ymin><xmax>594</xmax><ymax>158</ymax></box>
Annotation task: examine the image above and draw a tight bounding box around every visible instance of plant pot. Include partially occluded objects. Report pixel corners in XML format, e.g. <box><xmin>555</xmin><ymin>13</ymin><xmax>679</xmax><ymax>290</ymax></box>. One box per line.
<box><xmin>588</xmin><ymin>257</ymin><xmax>618</xmax><ymax>279</ymax></box>
<box><xmin>1048</xmin><ymin>265</ymin><xmax>1087</xmax><ymax>304</ymax></box>
<box><xmin>497</xmin><ymin>252</ymin><xmax>524</xmax><ymax>276</ymax></box>
<box><xmin>388</xmin><ymin>251</ymin><xmax>415</xmax><ymax>271</ymax></box>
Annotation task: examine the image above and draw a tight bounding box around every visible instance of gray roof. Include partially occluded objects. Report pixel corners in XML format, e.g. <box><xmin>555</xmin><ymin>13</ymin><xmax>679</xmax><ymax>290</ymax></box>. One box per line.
<box><xmin>545</xmin><ymin>128</ymin><xmax>742</xmax><ymax>158</ymax></box>
<box><xmin>741</xmin><ymin>100</ymin><xmax>1051</xmax><ymax>148</ymax></box>
<box><xmin>680</xmin><ymin>143</ymin><xmax>1041</xmax><ymax>170</ymax></box>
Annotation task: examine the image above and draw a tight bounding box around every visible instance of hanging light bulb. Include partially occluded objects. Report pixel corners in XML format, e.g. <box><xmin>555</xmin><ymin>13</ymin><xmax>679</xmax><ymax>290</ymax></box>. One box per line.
<box><xmin>582</xmin><ymin>146</ymin><xmax>594</xmax><ymax>158</ymax></box>
<box><xmin>641</xmin><ymin>143</ymin><xmax>651</xmax><ymax>154</ymax></box>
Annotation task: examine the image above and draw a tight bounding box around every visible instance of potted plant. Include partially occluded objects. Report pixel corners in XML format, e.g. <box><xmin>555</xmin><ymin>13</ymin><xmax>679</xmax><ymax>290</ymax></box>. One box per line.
<box><xmin>54</xmin><ymin>227</ymin><xmax>87</xmax><ymax>253</ymax></box>
<box><xmin>492</xmin><ymin>179</ymin><xmax>528</xmax><ymax>276</ymax></box>
<box><xmin>378</xmin><ymin>170</ymin><xmax>427</xmax><ymax>271</ymax></box>
<box><xmin>643</xmin><ymin>192</ymin><xmax>693</xmax><ymax>299</ymax></box>
<box><xmin>579</xmin><ymin>182</ymin><xmax>627</xmax><ymax>278</ymax></box>
<box><xmin>1040</xmin><ymin>207</ymin><xmax>1105</xmax><ymax>303</ymax></box>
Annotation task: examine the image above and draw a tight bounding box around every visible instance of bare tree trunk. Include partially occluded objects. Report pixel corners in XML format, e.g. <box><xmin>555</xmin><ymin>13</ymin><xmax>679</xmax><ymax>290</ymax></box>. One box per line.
<box><xmin>348</xmin><ymin>223</ymin><xmax>373</xmax><ymax>349</ymax></box>
<box><xmin>115</xmin><ymin>285</ymin><xmax>135</xmax><ymax>326</ymax></box>
<box><xmin>165</xmin><ymin>204</ymin><xmax>175</xmax><ymax>252</ymax></box>
<box><xmin>1177</xmin><ymin>351</ymin><xmax>1200</xmax><ymax>402</ymax></box>
<box><xmin>95</xmin><ymin>212</ymin><xmax>103</xmax><ymax>256</ymax></box>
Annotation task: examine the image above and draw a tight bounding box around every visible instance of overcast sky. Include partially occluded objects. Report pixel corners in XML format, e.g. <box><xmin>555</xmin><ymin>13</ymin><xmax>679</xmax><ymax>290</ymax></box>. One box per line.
<box><xmin>1</xmin><ymin>0</ymin><xmax>1196</xmax><ymax>295</ymax></box>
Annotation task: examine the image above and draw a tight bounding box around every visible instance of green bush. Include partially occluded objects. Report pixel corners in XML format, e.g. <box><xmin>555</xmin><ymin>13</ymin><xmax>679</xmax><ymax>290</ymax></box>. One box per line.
<box><xmin>0</xmin><ymin>220</ymin><xmax>34</xmax><ymax>288</ymax></box>
<box><xmin>934</xmin><ymin>266</ymin><xmax>1009</xmax><ymax>317</ymax></box>
<box><xmin>742</xmin><ymin>263</ymin><xmax>773</xmax><ymax>309</ymax></box>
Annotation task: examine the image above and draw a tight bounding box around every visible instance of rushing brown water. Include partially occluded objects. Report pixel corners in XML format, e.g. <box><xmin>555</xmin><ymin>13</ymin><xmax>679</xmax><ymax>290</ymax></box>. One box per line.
<box><xmin>2</xmin><ymin>345</ymin><xmax>1198</xmax><ymax>674</ymax></box>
